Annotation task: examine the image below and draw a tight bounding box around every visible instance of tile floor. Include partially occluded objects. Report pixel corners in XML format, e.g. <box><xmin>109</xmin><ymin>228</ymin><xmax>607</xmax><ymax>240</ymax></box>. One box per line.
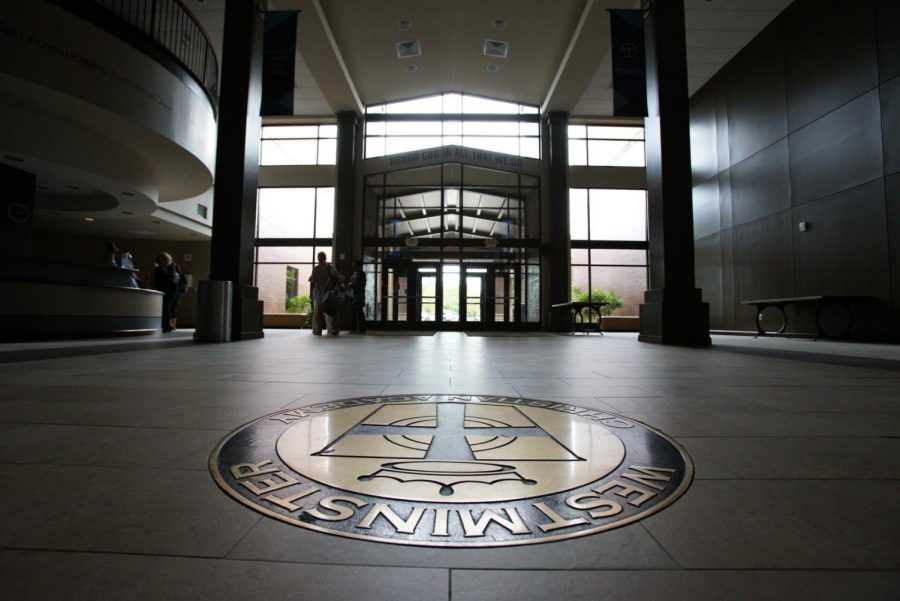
<box><xmin>0</xmin><ymin>331</ymin><xmax>898</xmax><ymax>600</ymax></box>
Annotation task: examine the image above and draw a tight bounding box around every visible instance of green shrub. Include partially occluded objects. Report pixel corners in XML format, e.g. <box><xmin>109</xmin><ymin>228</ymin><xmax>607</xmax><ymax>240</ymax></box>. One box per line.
<box><xmin>570</xmin><ymin>286</ymin><xmax>625</xmax><ymax>316</ymax></box>
<box><xmin>286</xmin><ymin>293</ymin><xmax>311</xmax><ymax>314</ymax></box>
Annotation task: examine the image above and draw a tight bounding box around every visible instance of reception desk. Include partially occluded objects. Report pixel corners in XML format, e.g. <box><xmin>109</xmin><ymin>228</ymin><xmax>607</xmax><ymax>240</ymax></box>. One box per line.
<box><xmin>0</xmin><ymin>256</ymin><xmax>163</xmax><ymax>338</ymax></box>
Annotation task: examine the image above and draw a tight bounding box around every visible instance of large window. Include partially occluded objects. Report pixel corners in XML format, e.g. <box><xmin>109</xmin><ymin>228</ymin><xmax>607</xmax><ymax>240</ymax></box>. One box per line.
<box><xmin>569</xmin><ymin>189</ymin><xmax>648</xmax><ymax>317</ymax></box>
<box><xmin>254</xmin><ymin>187</ymin><xmax>335</xmax><ymax>314</ymax></box>
<box><xmin>365</xmin><ymin>93</ymin><xmax>540</xmax><ymax>159</ymax></box>
<box><xmin>260</xmin><ymin>125</ymin><xmax>337</xmax><ymax>165</ymax></box>
<box><xmin>567</xmin><ymin>125</ymin><xmax>645</xmax><ymax>167</ymax></box>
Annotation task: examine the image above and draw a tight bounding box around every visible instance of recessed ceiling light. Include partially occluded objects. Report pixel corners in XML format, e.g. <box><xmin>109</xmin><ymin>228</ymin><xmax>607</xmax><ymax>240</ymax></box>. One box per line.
<box><xmin>493</xmin><ymin>19</ymin><xmax>507</xmax><ymax>30</ymax></box>
<box><xmin>398</xmin><ymin>19</ymin><xmax>411</xmax><ymax>30</ymax></box>
<box><xmin>122</xmin><ymin>211</ymin><xmax>134</xmax><ymax>215</ymax></box>
<box><xmin>83</xmin><ymin>217</ymin><xmax>95</xmax><ymax>222</ymax></box>
<box><xmin>3</xmin><ymin>154</ymin><xmax>24</xmax><ymax>162</ymax></box>
<box><xmin>486</xmin><ymin>63</ymin><xmax>500</xmax><ymax>73</ymax></box>
<box><xmin>151</xmin><ymin>220</ymin><xmax>161</xmax><ymax>224</ymax></box>
<box><xmin>122</xmin><ymin>191</ymin><xmax>134</xmax><ymax>197</ymax></box>
<box><xmin>405</xmin><ymin>63</ymin><xmax>418</xmax><ymax>73</ymax></box>
<box><xmin>67</xmin><ymin>185</ymin><xmax>80</xmax><ymax>190</ymax></box>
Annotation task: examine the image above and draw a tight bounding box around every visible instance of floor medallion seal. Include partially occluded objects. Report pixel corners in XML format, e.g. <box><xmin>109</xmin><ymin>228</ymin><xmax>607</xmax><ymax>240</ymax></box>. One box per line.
<box><xmin>210</xmin><ymin>395</ymin><xmax>693</xmax><ymax>547</ymax></box>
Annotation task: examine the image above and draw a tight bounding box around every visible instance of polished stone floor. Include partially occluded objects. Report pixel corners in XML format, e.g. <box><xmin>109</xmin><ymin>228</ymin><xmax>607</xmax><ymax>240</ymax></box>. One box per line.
<box><xmin>0</xmin><ymin>330</ymin><xmax>898</xmax><ymax>600</ymax></box>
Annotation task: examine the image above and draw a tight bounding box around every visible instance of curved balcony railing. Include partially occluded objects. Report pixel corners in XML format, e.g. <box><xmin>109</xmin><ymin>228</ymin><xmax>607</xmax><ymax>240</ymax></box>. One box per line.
<box><xmin>50</xmin><ymin>0</ymin><xmax>219</xmax><ymax>110</ymax></box>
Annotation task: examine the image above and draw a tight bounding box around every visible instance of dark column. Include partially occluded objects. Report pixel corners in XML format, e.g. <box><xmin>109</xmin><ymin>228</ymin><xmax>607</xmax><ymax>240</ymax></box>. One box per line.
<box><xmin>543</xmin><ymin>111</ymin><xmax>571</xmax><ymax>330</ymax></box>
<box><xmin>638</xmin><ymin>0</ymin><xmax>710</xmax><ymax>346</ymax></box>
<box><xmin>0</xmin><ymin>163</ymin><xmax>36</xmax><ymax>257</ymax></box>
<box><xmin>208</xmin><ymin>0</ymin><xmax>265</xmax><ymax>341</ymax></box>
<box><xmin>333</xmin><ymin>111</ymin><xmax>357</xmax><ymax>276</ymax></box>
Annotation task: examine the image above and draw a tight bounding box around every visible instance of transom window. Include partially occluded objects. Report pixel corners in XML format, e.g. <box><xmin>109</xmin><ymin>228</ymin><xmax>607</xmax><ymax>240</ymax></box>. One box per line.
<box><xmin>568</xmin><ymin>125</ymin><xmax>645</xmax><ymax>167</ymax></box>
<box><xmin>260</xmin><ymin>125</ymin><xmax>337</xmax><ymax>166</ymax></box>
<box><xmin>365</xmin><ymin>93</ymin><xmax>540</xmax><ymax>160</ymax></box>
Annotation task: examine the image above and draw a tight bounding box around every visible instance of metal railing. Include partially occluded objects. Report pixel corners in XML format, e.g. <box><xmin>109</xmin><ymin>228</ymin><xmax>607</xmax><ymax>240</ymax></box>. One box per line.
<box><xmin>84</xmin><ymin>0</ymin><xmax>219</xmax><ymax>104</ymax></box>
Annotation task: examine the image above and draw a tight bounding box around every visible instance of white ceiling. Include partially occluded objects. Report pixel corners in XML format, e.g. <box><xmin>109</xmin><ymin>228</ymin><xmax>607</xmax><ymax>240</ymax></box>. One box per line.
<box><xmin>188</xmin><ymin>0</ymin><xmax>793</xmax><ymax>116</ymax></box>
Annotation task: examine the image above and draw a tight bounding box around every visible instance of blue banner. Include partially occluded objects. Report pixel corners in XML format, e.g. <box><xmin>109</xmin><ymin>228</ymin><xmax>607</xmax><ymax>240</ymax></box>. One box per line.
<box><xmin>261</xmin><ymin>11</ymin><xmax>299</xmax><ymax>116</ymax></box>
<box><xmin>610</xmin><ymin>9</ymin><xmax>647</xmax><ymax>117</ymax></box>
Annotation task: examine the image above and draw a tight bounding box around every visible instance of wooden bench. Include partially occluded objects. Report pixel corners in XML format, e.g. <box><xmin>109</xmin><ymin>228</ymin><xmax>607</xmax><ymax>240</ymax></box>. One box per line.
<box><xmin>741</xmin><ymin>296</ymin><xmax>875</xmax><ymax>339</ymax></box>
<box><xmin>550</xmin><ymin>301</ymin><xmax>609</xmax><ymax>334</ymax></box>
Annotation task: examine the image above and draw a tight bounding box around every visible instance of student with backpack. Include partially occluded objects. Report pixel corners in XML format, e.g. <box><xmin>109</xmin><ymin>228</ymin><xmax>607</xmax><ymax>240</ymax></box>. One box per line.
<box><xmin>152</xmin><ymin>252</ymin><xmax>188</xmax><ymax>333</ymax></box>
<box><xmin>308</xmin><ymin>251</ymin><xmax>344</xmax><ymax>336</ymax></box>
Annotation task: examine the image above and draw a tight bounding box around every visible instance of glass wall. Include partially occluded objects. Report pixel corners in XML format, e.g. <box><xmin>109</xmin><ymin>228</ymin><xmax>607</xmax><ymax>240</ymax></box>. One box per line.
<box><xmin>569</xmin><ymin>188</ymin><xmax>648</xmax><ymax>316</ymax></box>
<box><xmin>253</xmin><ymin>187</ymin><xmax>335</xmax><ymax>315</ymax></box>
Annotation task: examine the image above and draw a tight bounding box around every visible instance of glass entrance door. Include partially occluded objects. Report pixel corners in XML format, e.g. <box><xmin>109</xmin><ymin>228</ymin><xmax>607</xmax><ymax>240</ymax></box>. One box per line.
<box><xmin>464</xmin><ymin>267</ymin><xmax>488</xmax><ymax>324</ymax></box>
<box><xmin>416</xmin><ymin>267</ymin><xmax>438</xmax><ymax>322</ymax></box>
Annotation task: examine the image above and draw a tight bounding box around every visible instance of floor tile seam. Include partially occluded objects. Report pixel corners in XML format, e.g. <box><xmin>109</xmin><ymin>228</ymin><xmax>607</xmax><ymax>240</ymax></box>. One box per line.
<box><xmin>638</xmin><ymin>522</ymin><xmax>684</xmax><ymax>570</ymax></box>
<box><xmin>668</xmin><ymin>476</ymin><xmax>900</xmax><ymax>481</ymax></box>
<box><xmin>446</xmin><ymin>567</ymin><xmax>900</xmax><ymax>573</ymax></box>
<box><xmin>674</xmin><ymin>435</ymin><xmax>900</xmax><ymax>439</ymax></box>
<box><xmin>0</xmin><ymin>460</ymin><xmax>210</xmax><ymax>472</ymax></box>
<box><xmin>0</xmin><ymin>421</ymin><xmax>232</xmax><ymax>433</ymax></box>
<box><xmin>221</xmin><ymin>516</ymin><xmax>264</xmax><ymax>560</ymax></box>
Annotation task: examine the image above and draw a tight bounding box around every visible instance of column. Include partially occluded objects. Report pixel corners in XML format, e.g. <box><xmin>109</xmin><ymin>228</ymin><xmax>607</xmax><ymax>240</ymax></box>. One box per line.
<box><xmin>638</xmin><ymin>0</ymin><xmax>710</xmax><ymax>346</ymax></box>
<box><xmin>332</xmin><ymin>111</ymin><xmax>357</xmax><ymax>276</ymax></box>
<box><xmin>543</xmin><ymin>111</ymin><xmax>571</xmax><ymax>330</ymax></box>
<box><xmin>208</xmin><ymin>0</ymin><xmax>266</xmax><ymax>341</ymax></box>
<box><xmin>0</xmin><ymin>163</ymin><xmax>36</xmax><ymax>257</ymax></box>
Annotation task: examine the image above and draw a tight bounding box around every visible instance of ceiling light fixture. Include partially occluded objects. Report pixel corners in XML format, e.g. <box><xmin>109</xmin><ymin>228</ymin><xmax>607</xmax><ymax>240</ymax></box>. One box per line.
<box><xmin>398</xmin><ymin>19</ymin><xmax>411</xmax><ymax>30</ymax></box>
<box><xmin>67</xmin><ymin>185</ymin><xmax>80</xmax><ymax>190</ymax></box>
<box><xmin>486</xmin><ymin>63</ymin><xmax>500</xmax><ymax>73</ymax></box>
<box><xmin>405</xmin><ymin>63</ymin><xmax>418</xmax><ymax>73</ymax></box>
<box><xmin>83</xmin><ymin>217</ymin><xmax>94</xmax><ymax>222</ymax></box>
<box><xmin>122</xmin><ymin>191</ymin><xmax>134</xmax><ymax>197</ymax></box>
<box><xmin>493</xmin><ymin>19</ymin><xmax>507</xmax><ymax>30</ymax></box>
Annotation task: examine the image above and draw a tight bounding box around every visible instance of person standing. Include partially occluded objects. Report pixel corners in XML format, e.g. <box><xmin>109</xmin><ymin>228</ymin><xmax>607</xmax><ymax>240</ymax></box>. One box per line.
<box><xmin>308</xmin><ymin>251</ymin><xmax>342</xmax><ymax>336</ymax></box>
<box><xmin>152</xmin><ymin>252</ymin><xmax>179</xmax><ymax>333</ymax></box>
<box><xmin>349</xmin><ymin>259</ymin><xmax>367</xmax><ymax>333</ymax></box>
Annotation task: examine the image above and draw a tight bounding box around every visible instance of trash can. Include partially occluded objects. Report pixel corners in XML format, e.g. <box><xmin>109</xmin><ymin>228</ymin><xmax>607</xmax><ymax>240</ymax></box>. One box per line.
<box><xmin>195</xmin><ymin>280</ymin><xmax>232</xmax><ymax>342</ymax></box>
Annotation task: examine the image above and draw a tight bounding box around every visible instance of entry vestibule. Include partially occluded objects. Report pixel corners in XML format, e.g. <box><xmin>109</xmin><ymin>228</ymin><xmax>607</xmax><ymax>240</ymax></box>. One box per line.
<box><xmin>362</xmin><ymin>158</ymin><xmax>541</xmax><ymax>330</ymax></box>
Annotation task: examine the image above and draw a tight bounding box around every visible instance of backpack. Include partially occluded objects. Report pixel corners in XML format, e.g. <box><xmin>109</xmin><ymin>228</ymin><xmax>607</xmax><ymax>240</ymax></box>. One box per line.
<box><xmin>323</xmin><ymin>264</ymin><xmax>352</xmax><ymax>309</ymax></box>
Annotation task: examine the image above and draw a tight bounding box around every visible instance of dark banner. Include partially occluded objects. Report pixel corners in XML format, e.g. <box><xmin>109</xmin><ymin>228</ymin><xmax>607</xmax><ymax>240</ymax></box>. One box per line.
<box><xmin>610</xmin><ymin>9</ymin><xmax>647</xmax><ymax>117</ymax></box>
<box><xmin>261</xmin><ymin>11</ymin><xmax>299</xmax><ymax>116</ymax></box>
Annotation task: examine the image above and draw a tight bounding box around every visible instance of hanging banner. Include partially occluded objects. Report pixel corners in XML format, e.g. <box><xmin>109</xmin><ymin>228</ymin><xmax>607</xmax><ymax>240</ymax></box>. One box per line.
<box><xmin>609</xmin><ymin>9</ymin><xmax>647</xmax><ymax>117</ymax></box>
<box><xmin>261</xmin><ymin>11</ymin><xmax>299</xmax><ymax>116</ymax></box>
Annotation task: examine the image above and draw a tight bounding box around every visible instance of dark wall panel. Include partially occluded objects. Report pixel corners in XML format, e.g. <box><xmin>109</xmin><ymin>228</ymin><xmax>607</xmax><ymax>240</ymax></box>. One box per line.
<box><xmin>792</xmin><ymin>180</ymin><xmax>889</xmax><ymax>298</ymax></box>
<box><xmin>695</xmin><ymin>232</ymin><xmax>723</xmax><ymax>329</ymax></box>
<box><xmin>724</xmin><ymin>24</ymin><xmax>787</xmax><ymax>166</ymax></box>
<box><xmin>788</xmin><ymin>90</ymin><xmax>884</xmax><ymax>205</ymax></box>
<box><xmin>692</xmin><ymin>178</ymin><xmax>720</xmax><ymax>239</ymax></box>
<box><xmin>688</xmin><ymin>0</ymin><xmax>895</xmax><ymax>339</ymax></box>
<box><xmin>718</xmin><ymin>169</ymin><xmax>732</xmax><ymax>231</ymax></box>
<box><xmin>690</xmin><ymin>88</ymin><xmax>718</xmax><ymax>186</ymax></box>
<box><xmin>887</xmin><ymin>173</ymin><xmax>900</xmax><ymax>339</ymax></box>
<box><xmin>715</xmin><ymin>86</ymin><xmax>730</xmax><ymax>173</ymax></box>
<box><xmin>876</xmin><ymin>0</ymin><xmax>900</xmax><ymax>83</ymax></box>
<box><xmin>783</xmin><ymin>0</ymin><xmax>879</xmax><ymax>131</ymax></box>
<box><xmin>732</xmin><ymin>210</ymin><xmax>794</xmax><ymax>330</ymax></box>
<box><xmin>731</xmin><ymin>139</ymin><xmax>790</xmax><ymax>226</ymax></box>
<box><xmin>721</xmin><ymin>229</ymin><xmax>735</xmax><ymax>330</ymax></box>
<box><xmin>881</xmin><ymin>75</ymin><xmax>900</xmax><ymax>176</ymax></box>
